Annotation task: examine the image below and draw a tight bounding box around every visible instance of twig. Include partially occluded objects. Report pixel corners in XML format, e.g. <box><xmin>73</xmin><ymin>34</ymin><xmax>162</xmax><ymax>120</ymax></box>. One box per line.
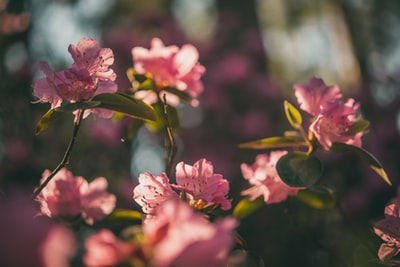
<box><xmin>162</xmin><ymin>94</ymin><xmax>177</xmax><ymax>179</ymax></box>
<box><xmin>32</xmin><ymin>109</ymin><xmax>84</xmax><ymax>199</ymax></box>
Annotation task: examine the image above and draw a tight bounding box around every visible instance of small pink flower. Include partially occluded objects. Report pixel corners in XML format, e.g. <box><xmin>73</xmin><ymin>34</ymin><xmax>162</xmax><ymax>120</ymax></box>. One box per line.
<box><xmin>33</xmin><ymin>38</ymin><xmax>118</xmax><ymax>119</ymax></box>
<box><xmin>35</xmin><ymin>168</ymin><xmax>116</xmax><ymax>225</ymax></box>
<box><xmin>374</xmin><ymin>198</ymin><xmax>400</xmax><ymax>261</ymax></box>
<box><xmin>133</xmin><ymin>172</ymin><xmax>179</xmax><ymax>214</ymax></box>
<box><xmin>36</xmin><ymin>168</ymin><xmax>83</xmax><ymax>218</ymax></box>
<box><xmin>83</xmin><ymin>229</ymin><xmax>136</xmax><ymax>267</ymax></box>
<box><xmin>131</xmin><ymin>37</ymin><xmax>205</xmax><ymax>106</ymax></box>
<box><xmin>309</xmin><ymin>98</ymin><xmax>363</xmax><ymax>150</ymax></box>
<box><xmin>143</xmin><ymin>199</ymin><xmax>237</xmax><ymax>267</ymax></box>
<box><xmin>240</xmin><ymin>151</ymin><xmax>301</xmax><ymax>204</ymax></box>
<box><xmin>293</xmin><ymin>77</ymin><xmax>342</xmax><ymax>116</ymax></box>
<box><xmin>80</xmin><ymin>177</ymin><xmax>117</xmax><ymax>225</ymax></box>
<box><xmin>175</xmin><ymin>158</ymin><xmax>231</xmax><ymax>210</ymax></box>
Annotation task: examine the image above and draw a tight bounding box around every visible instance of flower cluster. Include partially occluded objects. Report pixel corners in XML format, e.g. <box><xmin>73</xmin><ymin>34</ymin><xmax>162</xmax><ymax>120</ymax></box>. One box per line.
<box><xmin>24</xmin><ymin>36</ymin><xmax>392</xmax><ymax>266</ymax></box>
<box><xmin>240</xmin><ymin>150</ymin><xmax>302</xmax><ymax>204</ymax></box>
<box><xmin>34</xmin><ymin>38</ymin><xmax>118</xmax><ymax>120</ymax></box>
<box><xmin>83</xmin><ymin>199</ymin><xmax>237</xmax><ymax>267</ymax></box>
<box><xmin>131</xmin><ymin>37</ymin><xmax>206</xmax><ymax>107</ymax></box>
<box><xmin>133</xmin><ymin>158</ymin><xmax>231</xmax><ymax>214</ymax></box>
<box><xmin>294</xmin><ymin>77</ymin><xmax>365</xmax><ymax>150</ymax></box>
<box><xmin>35</xmin><ymin>168</ymin><xmax>116</xmax><ymax>225</ymax></box>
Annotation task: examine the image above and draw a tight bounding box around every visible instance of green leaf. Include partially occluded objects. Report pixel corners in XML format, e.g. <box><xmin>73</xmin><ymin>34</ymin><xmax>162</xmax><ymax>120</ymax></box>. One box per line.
<box><xmin>346</xmin><ymin>119</ymin><xmax>370</xmax><ymax>135</ymax></box>
<box><xmin>56</xmin><ymin>101</ymin><xmax>101</xmax><ymax>112</ymax></box>
<box><xmin>284</xmin><ymin>130</ymin><xmax>303</xmax><ymax>139</ymax></box>
<box><xmin>92</xmin><ymin>92</ymin><xmax>156</xmax><ymax>121</ymax></box>
<box><xmin>126</xmin><ymin>68</ymin><xmax>154</xmax><ymax>91</ymax></box>
<box><xmin>284</xmin><ymin>100</ymin><xmax>302</xmax><ymax>129</ymax></box>
<box><xmin>276</xmin><ymin>151</ymin><xmax>323</xmax><ymax>187</ymax></box>
<box><xmin>36</xmin><ymin>109</ymin><xmax>66</xmax><ymax>135</ymax></box>
<box><xmin>103</xmin><ymin>209</ymin><xmax>143</xmax><ymax>222</ymax></box>
<box><xmin>163</xmin><ymin>86</ymin><xmax>193</xmax><ymax>103</ymax></box>
<box><xmin>233</xmin><ymin>197</ymin><xmax>264</xmax><ymax>219</ymax></box>
<box><xmin>296</xmin><ymin>186</ymin><xmax>336</xmax><ymax>209</ymax></box>
<box><xmin>238</xmin><ymin>136</ymin><xmax>307</xmax><ymax>149</ymax></box>
<box><xmin>330</xmin><ymin>143</ymin><xmax>392</xmax><ymax>185</ymax></box>
<box><xmin>145</xmin><ymin>102</ymin><xmax>180</xmax><ymax>134</ymax></box>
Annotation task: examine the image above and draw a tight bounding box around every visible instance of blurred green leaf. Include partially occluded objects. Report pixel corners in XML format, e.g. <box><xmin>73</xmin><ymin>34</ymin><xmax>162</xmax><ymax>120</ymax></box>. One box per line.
<box><xmin>330</xmin><ymin>143</ymin><xmax>392</xmax><ymax>186</ymax></box>
<box><xmin>103</xmin><ymin>208</ymin><xmax>143</xmax><ymax>222</ymax></box>
<box><xmin>346</xmin><ymin>119</ymin><xmax>370</xmax><ymax>136</ymax></box>
<box><xmin>276</xmin><ymin>151</ymin><xmax>323</xmax><ymax>187</ymax></box>
<box><xmin>92</xmin><ymin>92</ymin><xmax>156</xmax><ymax>121</ymax></box>
<box><xmin>233</xmin><ymin>197</ymin><xmax>264</xmax><ymax>219</ymax></box>
<box><xmin>284</xmin><ymin>130</ymin><xmax>303</xmax><ymax>138</ymax></box>
<box><xmin>163</xmin><ymin>86</ymin><xmax>193</xmax><ymax>103</ymax></box>
<box><xmin>284</xmin><ymin>100</ymin><xmax>302</xmax><ymax>129</ymax></box>
<box><xmin>126</xmin><ymin>68</ymin><xmax>154</xmax><ymax>91</ymax></box>
<box><xmin>36</xmin><ymin>108</ymin><xmax>65</xmax><ymax>135</ymax></box>
<box><xmin>238</xmin><ymin>136</ymin><xmax>307</xmax><ymax>149</ymax></box>
<box><xmin>296</xmin><ymin>186</ymin><xmax>336</xmax><ymax>209</ymax></box>
<box><xmin>56</xmin><ymin>101</ymin><xmax>101</xmax><ymax>112</ymax></box>
<box><xmin>146</xmin><ymin>102</ymin><xmax>180</xmax><ymax>134</ymax></box>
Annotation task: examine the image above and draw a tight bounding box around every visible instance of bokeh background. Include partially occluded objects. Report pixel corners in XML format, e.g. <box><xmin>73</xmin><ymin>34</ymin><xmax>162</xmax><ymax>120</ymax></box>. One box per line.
<box><xmin>1</xmin><ymin>0</ymin><xmax>400</xmax><ymax>266</ymax></box>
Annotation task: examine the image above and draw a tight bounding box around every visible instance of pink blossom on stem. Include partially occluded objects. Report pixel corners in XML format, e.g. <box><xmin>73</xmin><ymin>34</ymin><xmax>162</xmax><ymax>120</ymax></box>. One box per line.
<box><xmin>33</xmin><ymin>38</ymin><xmax>118</xmax><ymax>119</ymax></box>
<box><xmin>240</xmin><ymin>151</ymin><xmax>301</xmax><ymax>204</ymax></box>
<box><xmin>143</xmin><ymin>199</ymin><xmax>237</xmax><ymax>267</ymax></box>
<box><xmin>133</xmin><ymin>172</ymin><xmax>179</xmax><ymax>214</ymax></box>
<box><xmin>175</xmin><ymin>158</ymin><xmax>231</xmax><ymax>210</ymax></box>
<box><xmin>293</xmin><ymin>77</ymin><xmax>342</xmax><ymax>116</ymax></box>
<box><xmin>374</xmin><ymin>190</ymin><xmax>400</xmax><ymax>261</ymax></box>
<box><xmin>36</xmin><ymin>168</ymin><xmax>84</xmax><ymax>218</ymax></box>
<box><xmin>83</xmin><ymin>229</ymin><xmax>136</xmax><ymax>267</ymax></box>
<box><xmin>35</xmin><ymin>168</ymin><xmax>116</xmax><ymax>225</ymax></box>
<box><xmin>309</xmin><ymin>98</ymin><xmax>363</xmax><ymax>150</ymax></box>
<box><xmin>131</xmin><ymin>37</ymin><xmax>205</xmax><ymax>106</ymax></box>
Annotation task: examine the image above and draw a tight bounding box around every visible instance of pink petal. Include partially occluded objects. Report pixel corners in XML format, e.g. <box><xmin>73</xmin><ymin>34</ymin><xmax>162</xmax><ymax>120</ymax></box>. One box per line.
<box><xmin>83</xmin><ymin>229</ymin><xmax>135</xmax><ymax>267</ymax></box>
<box><xmin>81</xmin><ymin>177</ymin><xmax>116</xmax><ymax>225</ymax></box>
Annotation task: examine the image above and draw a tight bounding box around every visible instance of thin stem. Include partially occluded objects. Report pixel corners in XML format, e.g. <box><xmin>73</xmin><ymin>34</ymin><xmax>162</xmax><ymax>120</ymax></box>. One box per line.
<box><xmin>162</xmin><ymin>94</ymin><xmax>177</xmax><ymax>179</ymax></box>
<box><xmin>297</xmin><ymin>126</ymin><xmax>314</xmax><ymax>155</ymax></box>
<box><xmin>32</xmin><ymin>109</ymin><xmax>85</xmax><ymax>199</ymax></box>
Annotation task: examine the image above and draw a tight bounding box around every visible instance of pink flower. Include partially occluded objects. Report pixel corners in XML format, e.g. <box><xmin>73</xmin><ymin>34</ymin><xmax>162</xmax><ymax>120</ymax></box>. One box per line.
<box><xmin>41</xmin><ymin>224</ymin><xmax>77</xmax><ymax>267</ymax></box>
<box><xmin>374</xmin><ymin>197</ymin><xmax>400</xmax><ymax>261</ymax></box>
<box><xmin>309</xmin><ymin>98</ymin><xmax>363</xmax><ymax>150</ymax></box>
<box><xmin>133</xmin><ymin>172</ymin><xmax>179</xmax><ymax>214</ymax></box>
<box><xmin>143</xmin><ymin>199</ymin><xmax>237</xmax><ymax>267</ymax></box>
<box><xmin>68</xmin><ymin>37</ymin><xmax>117</xmax><ymax>81</ymax></box>
<box><xmin>293</xmin><ymin>77</ymin><xmax>342</xmax><ymax>116</ymax></box>
<box><xmin>80</xmin><ymin>177</ymin><xmax>117</xmax><ymax>225</ymax></box>
<box><xmin>131</xmin><ymin>37</ymin><xmax>205</xmax><ymax>106</ymax></box>
<box><xmin>35</xmin><ymin>168</ymin><xmax>116</xmax><ymax>225</ymax></box>
<box><xmin>83</xmin><ymin>229</ymin><xmax>136</xmax><ymax>267</ymax></box>
<box><xmin>175</xmin><ymin>158</ymin><xmax>231</xmax><ymax>210</ymax></box>
<box><xmin>33</xmin><ymin>38</ymin><xmax>118</xmax><ymax>119</ymax></box>
<box><xmin>36</xmin><ymin>168</ymin><xmax>84</xmax><ymax>218</ymax></box>
<box><xmin>240</xmin><ymin>151</ymin><xmax>301</xmax><ymax>204</ymax></box>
